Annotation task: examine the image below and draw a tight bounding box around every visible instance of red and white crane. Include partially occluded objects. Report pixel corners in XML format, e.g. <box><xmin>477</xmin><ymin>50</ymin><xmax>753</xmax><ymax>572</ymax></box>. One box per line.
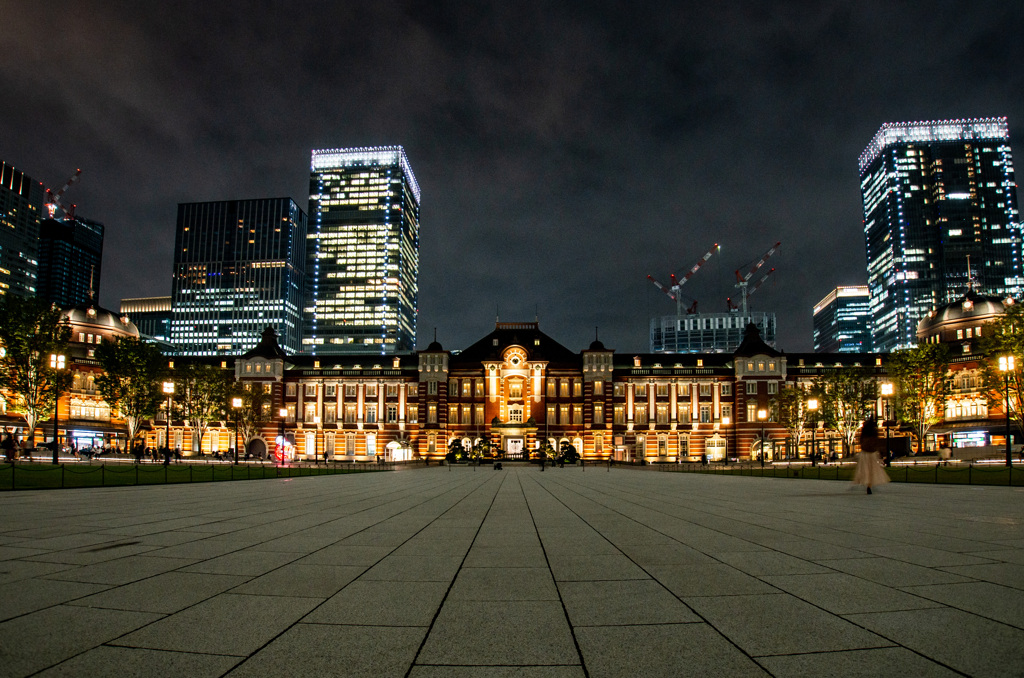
<box><xmin>728</xmin><ymin>241</ymin><xmax>781</xmax><ymax>313</ymax></box>
<box><xmin>647</xmin><ymin>243</ymin><xmax>720</xmax><ymax>316</ymax></box>
<box><xmin>45</xmin><ymin>169</ymin><xmax>82</xmax><ymax>220</ymax></box>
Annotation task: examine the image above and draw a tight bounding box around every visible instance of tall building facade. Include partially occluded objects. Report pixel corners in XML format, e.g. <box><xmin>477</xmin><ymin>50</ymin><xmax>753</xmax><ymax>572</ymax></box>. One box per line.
<box><xmin>170</xmin><ymin>198</ymin><xmax>306</xmax><ymax>355</ymax></box>
<box><xmin>651</xmin><ymin>311</ymin><xmax>776</xmax><ymax>353</ymax></box>
<box><xmin>0</xmin><ymin>161</ymin><xmax>44</xmax><ymax>298</ymax></box>
<box><xmin>306</xmin><ymin>146</ymin><xmax>420</xmax><ymax>355</ymax></box>
<box><xmin>860</xmin><ymin>117</ymin><xmax>1022</xmax><ymax>351</ymax></box>
<box><xmin>120</xmin><ymin>296</ymin><xmax>172</xmax><ymax>343</ymax></box>
<box><xmin>812</xmin><ymin>286</ymin><xmax>871</xmax><ymax>353</ymax></box>
<box><xmin>37</xmin><ymin>216</ymin><xmax>104</xmax><ymax>309</ymax></box>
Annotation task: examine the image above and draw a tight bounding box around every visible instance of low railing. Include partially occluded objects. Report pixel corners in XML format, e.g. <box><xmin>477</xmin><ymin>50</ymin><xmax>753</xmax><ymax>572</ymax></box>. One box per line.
<box><xmin>0</xmin><ymin>458</ymin><xmax>392</xmax><ymax>491</ymax></box>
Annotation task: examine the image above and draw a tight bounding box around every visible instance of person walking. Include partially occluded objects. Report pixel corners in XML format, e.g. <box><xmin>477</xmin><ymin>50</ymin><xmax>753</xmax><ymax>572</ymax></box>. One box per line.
<box><xmin>854</xmin><ymin>418</ymin><xmax>890</xmax><ymax>495</ymax></box>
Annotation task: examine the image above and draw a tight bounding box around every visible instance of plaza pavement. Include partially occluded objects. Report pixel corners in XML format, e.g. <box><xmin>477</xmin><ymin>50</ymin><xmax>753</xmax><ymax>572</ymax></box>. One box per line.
<box><xmin>1</xmin><ymin>466</ymin><xmax>1023</xmax><ymax>677</ymax></box>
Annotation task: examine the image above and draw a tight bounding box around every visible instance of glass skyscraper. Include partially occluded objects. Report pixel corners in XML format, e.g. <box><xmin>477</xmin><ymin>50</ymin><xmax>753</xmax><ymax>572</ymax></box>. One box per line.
<box><xmin>37</xmin><ymin>216</ymin><xmax>104</xmax><ymax>309</ymax></box>
<box><xmin>306</xmin><ymin>146</ymin><xmax>420</xmax><ymax>355</ymax></box>
<box><xmin>812</xmin><ymin>286</ymin><xmax>871</xmax><ymax>353</ymax></box>
<box><xmin>170</xmin><ymin>198</ymin><xmax>306</xmax><ymax>355</ymax></box>
<box><xmin>0</xmin><ymin>160</ymin><xmax>44</xmax><ymax>298</ymax></box>
<box><xmin>859</xmin><ymin>117</ymin><xmax>1021</xmax><ymax>351</ymax></box>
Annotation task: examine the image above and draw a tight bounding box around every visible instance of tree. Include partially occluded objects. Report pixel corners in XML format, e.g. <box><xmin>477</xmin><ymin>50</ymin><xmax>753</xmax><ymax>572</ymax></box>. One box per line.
<box><xmin>772</xmin><ymin>385</ymin><xmax>809</xmax><ymax>459</ymax></box>
<box><xmin>233</xmin><ymin>383</ymin><xmax>270</xmax><ymax>454</ymax></box>
<box><xmin>888</xmin><ymin>343</ymin><xmax>951</xmax><ymax>454</ymax></box>
<box><xmin>95</xmin><ymin>337</ymin><xmax>167</xmax><ymax>447</ymax></box>
<box><xmin>979</xmin><ymin>301</ymin><xmax>1024</xmax><ymax>441</ymax></box>
<box><xmin>173</xmin><ymin>362</ymin><xmax>233</xmax><ymax>455</ymax></box>
<box><xmin>559</xmin><ymin>440</ymin><xmax>580</xmax><ymax>463</ymax></box>
<box><xmin>813</xmin><ymin>366</ymin><xmax>879</xmax><ymax>457</ymax></box>
<box><xmin>0</xmin><ymin>296</ymin><xmax>71</xmax><ymax>447</ymax></box>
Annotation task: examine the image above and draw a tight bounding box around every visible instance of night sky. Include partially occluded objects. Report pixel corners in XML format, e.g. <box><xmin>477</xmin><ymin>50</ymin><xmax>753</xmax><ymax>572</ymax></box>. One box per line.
<box><xmin>3</xmin><ymin>2</ymin><xmax>1022</xmax><ymax>354</ymax></box>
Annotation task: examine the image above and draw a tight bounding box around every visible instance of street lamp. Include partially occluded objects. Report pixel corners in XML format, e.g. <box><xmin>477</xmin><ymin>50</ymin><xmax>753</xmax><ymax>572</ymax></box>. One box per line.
<box><xmin>313</xmin><ymin>415</ymin><xmax>321</xmax><ymax>464</ymax></box>
<box><xmin>807</xmin><ymin>398</ymin><xmax>819</xmax><ymax>466</ymax></box>
<box><xmin>231</xmin><ymin>397</ymin><xmax>242</xmax><ymax>465</ymax></box>
<box><xmin>757</xmin><ymin>407</ymin><xmax>768</xmax><ymax>467</ymax></box>
<box><xmin>999</xmin><ymin>355</ymin><xmax>1015</xmax><ymax>467</ymax></box>
<box><xmin>722</xmin><ymin>415</ymin><xmax>730</xmax><ymax>464</ymax></box>
<box><xmin>49</xmin><ymin>353</ymin><xmax>65</xmax><ymax>465</ymax></box>
<box><xmin>880</xmin><ymin>382</ymin><xmax>894</xmax><ymax>467</ymax></box>
<box><xmin>162</xmin><ymin>381</ymin><xmax>174</xmax><ymax>457</ymax></box>
<box><xmin>278</xmin><ymin>407</ymin><xmax>288</xmax><ymax>463</ymax></box>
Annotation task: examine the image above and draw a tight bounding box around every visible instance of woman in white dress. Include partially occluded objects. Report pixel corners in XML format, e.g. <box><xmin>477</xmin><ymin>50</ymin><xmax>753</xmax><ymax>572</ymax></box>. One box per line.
<box><xmin>854</xmin><ymin>418</ymin><xmax>890</xmax><ymax>494</ymax></box>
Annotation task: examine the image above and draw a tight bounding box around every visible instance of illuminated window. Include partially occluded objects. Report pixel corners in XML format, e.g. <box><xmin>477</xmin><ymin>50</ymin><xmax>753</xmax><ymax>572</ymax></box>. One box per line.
<box><xmin>427</xmin><ymin>403</ymin><xmax>437</xmax><ymax>424</ymax></box>
<box><xmin>547</xmin><ymin>405</ymin><xmax>556</xmax><ymax>424</ymax></box>
<box><xmin>509</xmin><ymin>380</ymin><xmax>523</xmax><ymax>399</ymax></box>
<box><xmin>614</xmin><ymin>404</ymin><xmax>625</xmax><ymax>424</ymax></box>
<box><xmin>656</xmin><ymin>404</ymin><xmax>668</xmax><ymax>424</ymax></box>
<box><xmin>509</xmin><ymin>405</ymin><xmax>523</xmax><ymax>423</ymax></box>
<box><xmin>593</xmin><ymin>381</ymin><xmax>603</xmax><ymax>396</ymax></box>
<box><xmin>573</xmin><ymin>380</ymin><xmax>582</xmax><ymax>397</ymax></box>
<box><xmin>345</xmin><ymin>384</ymin><xmax>357</xmax><ymax>398</ymax></box>
<box><xmin>573</xmin><ymin>405</ymin><xmax>582</xmax><ymax>425</ymax></box>
<box><xmin>344</xmin><ymin>404</ymin><xmax>356</xmax><ymax>423</ymax></box>
<box><xmin>700</xmin><ymin>383</ymin><xmax>712</xmax><ymax>397</ymax></box>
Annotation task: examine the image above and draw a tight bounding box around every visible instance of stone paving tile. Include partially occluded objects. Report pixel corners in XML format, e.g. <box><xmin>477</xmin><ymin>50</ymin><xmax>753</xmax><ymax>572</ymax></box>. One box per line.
<box><xmin>575</xmin><ymin>623</ymin><xmax>769</xmax><ymax>677</ymax></box>
<box><xmin>464</xmin><ymin>545</ymin><xmax>548</xmax><ymax>568</ymax></box>
<box><xmin>70</xmin><ymin>571</ymin><xmax>249</xmax><ymax>614</ymax></box>
<box><xmin>295</xmin><ymin>543</ymin><xmax>394</xmax><ymax>566</ymax></box>
<box><xmin>685</xmin><ymin>593</ymin><xmax>891</xmax><ymax>656</ymax></box>
<box><xmin>815</xmin><ymin>556</ymin><xmax>976</xmax><ymax>587</ymax></box>
<box><xmin>559</xmin><ymin>579</ymin><xmax>699</xmax><ymax>626</ymax></box>
<box><xmin>110</xmin><ymin>592</ymin><xmax>320</xmax><ymax>656</ymax></box>
<box><xmin>858</xmin><ymin>542</ymin><xmax>997</xmax><ymax>568</ymax></box>
<box><xmin>41</xmin><ymin>554</ymin><xmax>195</xmax><ymax>585</ymax></box>
<box><xmin>226</xmin><ymin>623</ymin><xmax>425</xmax><ymax>678</ymax></box>
<box><xmin>900</xmin><ymin>581</ymin><xmax>1024</xmax><ymax>630</ymax></box>
<box><xmin>0</xmin><ymin>559</ymin><xmax>77</xmax><ymax>583</ymax></box>
<box><xmin>760</xmin><ymin>572</ymin><xmax>942</xmax><ymax>615</ymax></box>
<box><xmin>180</xmin><ymin>548</ymin><xmax>302</xmax><ymax>576</ymax></box>
<box><xmin>449</xmin><ymin>567</ymin><xmax>558</xmax><ymax>601</ymax></box>
<box><xmin>22</xmin><ymin>541</ymin><xmax>161</xmax><ymax>566</ymax></box>
<box><xmin>715</xmin><ymin>550</ymin><xmax>833</xmax><ymax>576</ymax></box>
<box><xmin>615</xmin><ymin>542</ymin><xmax>716</xmax><ymax>566</ymax></box>
<box><xmin>144</xmin><ymin>538</ymin><xmax>255</xmax><ymax>560</ymax></box>
<box><xmin>845</xmin><ymin>607</ymin><xmax>1024</xmax><ymax>677</ymax></box>
<box><xmin>418</xmin><ymin>600</ymin><xmax>577</xmax><ymax>666</ymax></box>
<box><xmin>0</xmin><ymin>604</ymin><xmax>161</xmax><ymax>677</ymax></box>
<box><xmin>647</xmin><ymin>562</ymin><xmax>778</xmax><ymax>597</ymax></box>
<box><xmin>0</xmin><ymin>578</ymin><xmax>109</xmax><ymax>622</ymax></box>
<box><xmin>755</xmin><ymin>647</ymin><xmax>962</xmax><ymax>677</ymax></box>
<box><xmin>547</xmin><ymin>552</ymin><xmax>649</xmax><ymax>581</ymax></box>
<box><xmin>304</xmin><ymin>580</ymin><xmax>449</xmax><ymax>626</ymax></box>
<box><xmin>230</xmin><ymin>563</ymin><xmax>365</xmax><ymax>597</ymax></box>
<box><xmin>36</xmin><ymin>645</ymin><xmax>240</xmax><ymax>677</ymax></box>
<box><xmin>0</xmin><ymin>545</ymin><xmax>50</xmax><ymax>560</ymax></box>
<box><xmin>940</xmin><ymin>561</ymin><xmax>1024</xmax><ymax>590</ymax></box>
<box><xmin>361</xmin><ymin>554</ymin><xmax>462</xmax><ymax>581</ymax></box>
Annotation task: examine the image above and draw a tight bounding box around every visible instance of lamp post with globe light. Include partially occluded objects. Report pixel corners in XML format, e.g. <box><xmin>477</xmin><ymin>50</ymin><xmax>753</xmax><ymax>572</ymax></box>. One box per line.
<box><xmin>49</xmin><ymin>354</ymin><xmax>66</xmax><ymax>465</ymax></box>
<box><xmin>880</xmin><ymin>383</ymin><xmax>894</xmax><ymax>466</ymax></box>
<box><xmin>278</xmin><ymin>407</ymin><xmax>288</xmax><ymax>463</ymax></box>
<box><xmin>999</xmin><ymin>356</ymin><xmax>1015</xmax><ymax>467</ymax></box>
<box><xmin>807</xmin><ymin>398</ymin><xmax>818</xmax><ymax>465</ymax></box>
<box><xmin>162</xmin><ymin>381</ymin><xmax>174</xmax><ymax>457</ymax></box>
<box><xmin>757</xmin><ymin>408</ymin><xmax>768</xmax><ymax>467</ymax></box>
<box><xmin>231</xmin><ymin>397</ymin><xmax>242</xmax><ymax>465</ymax></box>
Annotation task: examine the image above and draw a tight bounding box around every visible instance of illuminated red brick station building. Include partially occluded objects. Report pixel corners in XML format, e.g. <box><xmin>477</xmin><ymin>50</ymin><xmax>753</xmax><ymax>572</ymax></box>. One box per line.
<box><xmin>220</xmin><ymin>321</ymin><xmax>887</xmax><ymax>463</ymax></box>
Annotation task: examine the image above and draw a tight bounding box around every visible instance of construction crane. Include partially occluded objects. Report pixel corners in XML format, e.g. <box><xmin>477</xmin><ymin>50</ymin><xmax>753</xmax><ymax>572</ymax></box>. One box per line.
<box><xmin>45</xmin><ymin>169</ymin><xmax>82</xmax><ymax>220</ymax></box>
<box><xmin>647</xmin><ymin>243</ymin><xmax>720</xmax><ymax>316</ymax></box>
<box><xmin>727</xmin><ymin>267</ymin><xmax>776</xmax><ymax>311</ymax></box>
<box><xmin>729</xmin><ymin>241</ymin><xmax>781</xmax><ymax>313</ymax></box>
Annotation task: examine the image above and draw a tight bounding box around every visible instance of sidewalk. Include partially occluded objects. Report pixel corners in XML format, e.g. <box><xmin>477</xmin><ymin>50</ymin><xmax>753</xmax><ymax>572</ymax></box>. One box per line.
<box><xmin>1</xmin><ymin>466</ymin><xmax>1022</xmax><ymax>676</ymax></box>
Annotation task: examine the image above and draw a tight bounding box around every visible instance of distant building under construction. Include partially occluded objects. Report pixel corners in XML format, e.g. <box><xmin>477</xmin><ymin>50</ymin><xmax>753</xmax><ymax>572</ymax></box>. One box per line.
<box><xmin>650</xmin><ymin>311</ymin><xmax>777</xmax><ymax>353</ymax></box>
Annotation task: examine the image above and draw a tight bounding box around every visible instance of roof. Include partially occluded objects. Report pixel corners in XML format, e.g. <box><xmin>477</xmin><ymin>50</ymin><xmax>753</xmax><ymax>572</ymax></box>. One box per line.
<box><xmin>64</xmin><ymin>300</ymin><xmax>139</xmax><ymax>338</ymax></box>
<box><xmin>917</xmin><ymin>290</ymin><xmax>1008</xmax><ymax>336</ymax></box>
<box><xmin>241</xmin><ymin>326</ymin><xmax>289</xmax><ymax>360</ymax></box>
<box><xmin>733</xmin><ymin>323</ymin><xmax>782</xmax><ymax>358</ymax></box>
<box><xmin>453</xmin><ymin>323</ymin><xmax>579</xmax><ymax>367</ymax></box>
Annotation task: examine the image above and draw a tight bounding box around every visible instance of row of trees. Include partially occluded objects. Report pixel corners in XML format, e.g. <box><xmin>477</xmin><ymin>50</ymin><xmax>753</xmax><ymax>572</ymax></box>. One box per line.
<box><xmin>772</xmin><ymin>302</ymin><xmax>1024</xmax><ymax>456</ymax></box>
<box><xmin>0</xmin><ymin>296</ymin><xmax>269</xmax><ymax>453</ymax></box>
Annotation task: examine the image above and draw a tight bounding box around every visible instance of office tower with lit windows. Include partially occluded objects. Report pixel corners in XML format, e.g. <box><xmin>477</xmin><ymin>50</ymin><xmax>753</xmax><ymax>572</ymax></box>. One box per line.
<box><xmin>306</xmin><ymin>146</ymin><xmax>420</xmax><ymax>355</ymax></box>
<box><xmin>812</xmin><ymin>286</ymin><xmax>872</xmax><ymax>353</ymax></box>
<box><xmin>37</xmin><ymin>216</ymin><xmax>104</xmax><ymax>309</ymax></box>
<box><xmin>120</xmin><ymin>296</ymin><xmax>172</xmax><ymax>343</ymax></box>
<box><xmin>170</xmin><ymin>198</ymin><xmax>306</xmax><ymax>355</ymax></box>
<box><xmin>0</xmin><ymin>160</ymin><xmax>45</xmax><ymax>298</ymax></box>
<box><xmin>860</xmin><ymin>117</ymin><xmax>1021</xmax><ymax>351</ymax></box>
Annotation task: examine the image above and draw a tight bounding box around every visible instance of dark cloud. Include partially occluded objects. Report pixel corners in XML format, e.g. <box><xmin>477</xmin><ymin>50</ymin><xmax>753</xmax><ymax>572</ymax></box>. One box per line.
<box><xmin>3</xmin><ymin>0</ymin><xmax>1022</xmax><ymax>353</ymax></box>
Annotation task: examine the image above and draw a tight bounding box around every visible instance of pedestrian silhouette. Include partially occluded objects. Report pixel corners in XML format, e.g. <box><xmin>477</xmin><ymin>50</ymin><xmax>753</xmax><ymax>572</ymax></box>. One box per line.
<box><xmin>853</xmin><ymin>418</ymin><xmax>890</xmax><ymax>495</ymax></box>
